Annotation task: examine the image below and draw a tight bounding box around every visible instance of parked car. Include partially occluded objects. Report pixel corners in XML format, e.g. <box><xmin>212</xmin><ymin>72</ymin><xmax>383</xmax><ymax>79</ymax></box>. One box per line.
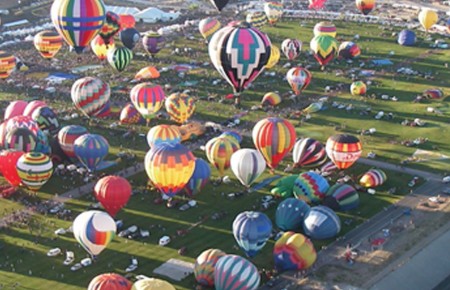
<box><xmin>179</xmin><ymin>204</ymin><xmax>190</xmax><ymax>211</ymax></box>
<box><xmin>159</xmin><ymin>236</ymin><xmax>171</xmax><ymax>246</ymax></box>
<box><xmin>49</xmin><ymin>205</ymin><xmax>64</xmax><ymax>214</ymax></box>
<box><xmin>63</xmin><ymin>251</ymin><xmax>75</xmax><ymax>266</ymax></box>
<box><xmin>54</xmin><ymin>228</ymin><xmax>66</xmax><ymax>235</ymax></box>
<box><xmin>47</xmin><ymin>248</ymin><xmax>61</xmax><ymax>257</ymax></box>
<box><xmin>81</xmin><ymin>258</ymin><xmax>92</xmax><ymax>267</ymax></box>
<box><xmin>125</xmin><ymin>258</ymin><xmax>138</xmax><ymax>272</ymax></box>
<box><xmin>70</xmin><ymin>263</ymin><xmax>82</xmax><ymax>272</ymax></box>
<box><xmin>443</xmin><ymin>176</ymin><xmax>450</xmax><ymax>184</ymax></box>
<box><xmin>118</xmin><ymin>225</ymin><xmax>138</xmax><ymax>237</ymax></box>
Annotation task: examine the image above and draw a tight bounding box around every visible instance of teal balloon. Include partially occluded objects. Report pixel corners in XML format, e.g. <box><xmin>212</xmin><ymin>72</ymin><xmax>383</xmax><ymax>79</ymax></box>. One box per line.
<box><xmin>275</xmin><ymin>198</ymin><xmax>310</xmax><ymax>231</ymax></box>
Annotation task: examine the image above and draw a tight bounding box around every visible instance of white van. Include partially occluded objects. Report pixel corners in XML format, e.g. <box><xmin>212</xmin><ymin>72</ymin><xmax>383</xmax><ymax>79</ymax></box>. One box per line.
<box><xmin>159</xmin><ymin>236</ymin><xmax>171</xmax><ymax>246</ymax></box>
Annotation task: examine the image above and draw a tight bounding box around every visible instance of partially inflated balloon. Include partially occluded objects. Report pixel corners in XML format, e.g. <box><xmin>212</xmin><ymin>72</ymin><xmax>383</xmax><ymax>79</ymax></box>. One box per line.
<box><xmin>214</xmin><ymin>255</ymin><xmax>260</xmax><ymax>290</ymax></box>
<box><xmin>0</xmin><ymin>51</ymin><xmax>16</xmax><ymax>79</ymax></box>
<box><xmin>230</xmin><ymin>149</ymin><xmax>266</xmax><ymax>187</ymax></box>
<box><xmin>73</xmin><ymin>210</ymin><xmax>116</xmax><ymax>256</ymax></box>
<box><xmin>74</xmin><ymin>134</ymin><xmax>109</xmax><ymax>172</ymax></box>
<box><xmin>0</xmin><ymin>149</ymin><xmax>24</xmax><ymax>187</ymax></box>
<box><xmin>146</xmin><ymin>125</ymin><xmax>181</xmax><ymax>149</ymax></box>
<box><xmin>71</xmin><ymin>77</ymin><xmax>110</xmax><ymax>117</ymax></box>
<box><xmin>246</xmin><ymin>11</ymin><xmax>267</xmax><ymax>29</ymax></box>
<box><xmin>4</xmin><ymin>100</ymin><xmax>27</xmax><ymax>120</ymax></box>
<box><xmin>57</xmin><ymin>125</ymin><xmax>89</xmax><ymax>159</ymax></box>
<box><xmin>145</xmin><ymin>143</ymin><xmax>195</xmax><ymax>198</ymax></box>
<box><xmin>261</xmin><ymin>92</ymin><xmax>281</xmax><ymax>106</ymax></box>
<box><xmin>120</xmin><ymin>103</ymin><xmax>141</xmax><ymax>124</ymax></box>
<box><xmin>271</xmin><ymin>175</ymin><xmax>297</xmax><ymax>198</ymax></box>
<box><xmin>252</xmin><ymin>117</ymin><xmax>296</xmax><ymax>170</ymax></box>
<box><xmin>134</xmin><ymin>66</ymin><xmax>160</xmax><ymax>80</ymax></box>
<box><xmin>119</xmin><ymin>14</ymin><xmax>135</xmax><ymax>30</ymax></box>
<box><xmin>209</xmin><ymin>0</ymin><xmax>230</xmax><ymax>11</ymax></box>
<box><xmin>274</xmin><ymin>232</ymin><xmax>317</xmax><ymax>272</ymax></box>
<box><xmin>338</xmin><ymin>41</ymin><xmax>361</xmax><ymax>59</ymax></box>
<box><xmin>205</xmin><ymin>137</ymin><xmax>240</xmax><ymax>177</ymax></box>
<box><xmin>264</xmin><ymin>1</ymin><xmax>283</xmax><ymax>25</ymax></box>
<box><xmin>265</xmin><ymin>44</ymin><xmax>280</xmax><ymax>69</ymax></box>
<box><xmin>310</xmin><ymin>35</ymin><xmax>338</xmax><ymax>66</ymax></box>
<box><xmin>34</xmin><ymin>30</ymin><xmax>63</xmax><ymax>59</ymax></box>
<box><xmin>286</xmin><ymin>67</ymin><xmax>312</xmax><ymax>95</ymax></box>
<box><xmin>194</xmin><ymin>249</ymin><xmax>226</xmax><ymax>287</ymax></box>
<box><xmin>16</xmin><ymin>152</ymin><xmax>53</xmax><ymax>192</ymax></box>
<box><xmin>359</xmin><ymin>169</ymin><xmax>387</xmax><ymax>188</ymax></box>
<box><xmin>281</xmin><ymin>38</ymin><xmax>302</xmax><ymax>61</ymax></box>
<box><xmin>51</xmin><ymin>0</ymin><xmax>106</xmax><ymax>53</ymax></box>
<box><xmin>130</xmin><ymin>83</ymin><xmax>165</xmax><ymax>120</ymax></box>
<box><xmin>119</xmin><ymin>27</ymin><xmax>140</xmax><ymax>50</ymax></box>
<box><xmin>185</xmin><ymin>158</ymin><xmax>211</xmax><ymax>197</ymax></box>
<box><xmin>94</xmin><ymin>176</ymin><xmax>131</xmax><ymax>217</ymax></box>
<box><xmin>293</xmin><ymin>138</ymin><xmax>327</xmax><ymax>168</ymax></box>
<box><xmin>107</xmin><ymin>46</ymin><xmax>133</xmax><ymax>72</ymax></box>
<box><xmin>5</xmin><ymin>127</ymin><xmax>37</xmax><ymax>153</ymax></box>
<box><xmin>165</xmin><ymin>93</ymin><xmax>196</xmax><ymax>124</ymax></box>
<box><xmin>356</xmin><ymin>0</ymin><xmax>375</xmax><ymax>15</ymax></box>
<box><xmin>313</xmin><ymin>21</ymin><xmax>336</xmax><ymax>38</ymax></box>
<box><xmin>91</xmin><ymin>35</ymin><xmax>115</xmax><ymax>61</ymax></box>
<box><xmin>324</xmin><ymin>184</ymin><xmax>359</xmax><ymax>211</ymax></box>
<box><xmin>88</xmin><ymin>273</ymin><xmax>132</xmax><ymax>290</ymax></box>
<box><xmin>350</xmin><ymin>81</ymin><xmax>366</xmax><ymax>96</ymax></box>
<box><xmin>293</xmin><ymin>171</ymin><xmax>330</xmax><ymax>203</ymax></box>
<box><xmin>131</xmin><ymin>278</ymin><xmax>175</xmax><ymax>290</ymax></box>
<box><xmin>199</xmin><ymin>17</ymin><xmax>221</xmax><ymax>42</ymax></box>
<box><xmin>98</xmin><ymin>11</ymin><xmax>120</xmax><ymax>45</ymax></box>
<box><xmin>142</xmin><ymin>31</ymin><xmax>164</xmax><ymax>57</ymax></box>
<box><xmin>326</xmin><ymin>134</ymin><xmax>362</xmax><ymax>170</ymax></box>
<box><xmin>232</xmin><ymin>211</ymin><xmax>272</xmax><ymax>257</ymax></box>
<box><xmin>276</xmin><ymin>198</ymin><xmax>310</xmax><ymax>231</ymax></box>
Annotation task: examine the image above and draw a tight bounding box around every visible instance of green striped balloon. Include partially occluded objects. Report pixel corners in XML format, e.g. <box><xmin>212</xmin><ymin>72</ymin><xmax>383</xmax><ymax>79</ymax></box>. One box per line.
<box><xmin>107</xmin><ymin>46</ymin><xmax>133</xmax><ymax>72</ymax></box>
<box><xmin>16</xmin><ymin>152</ymin><xmax>53</xmax><ymax>192</ymax></box>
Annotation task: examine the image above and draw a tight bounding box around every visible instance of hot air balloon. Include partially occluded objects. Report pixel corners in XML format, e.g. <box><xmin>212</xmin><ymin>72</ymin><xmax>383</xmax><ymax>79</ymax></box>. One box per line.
<box><xmin>142</xmin><ymin>31</ymin><xmax>165</xmax><ymax>57</ymax></box>
<box><xmin>107</xmin><ymin>46</ymin><xmax>133</xmax><ymax>72</ymax></box>
<box><xmin>214</xmin><ymin>255</ymin><xmax>260</xmax><ymax>290</ymax></box>
<box><xmin>0</xmin><ymin>149</ymin><xmax>24</xmax><ymax>187</ymax></box>
<box><xmin>5</xmin><ymin>127</ymin><xmax>37</xmax><ymax>153</ymax></box>
<box><xmin>205</xmin><ymin>137</ymin><xmax>240</xmax><ymax>177</ymax></box>
<box><xmin>208</xmin><ymin>22</ymin><xmax>271</xmax><ymax>106</ymax></box>
<box><xmin>98</xmin><ymin>11</ymin><xmax>120</xmax><ymax>45</ymax></box>
<box><xmin>273</xmin><ymin>232</ymin><xmax>317</xmax><ymax>272</ymax></box>
<box><xmin>359</xmin><ymin>169</ymin><xmax>387</xmax><ymax>188</ymax></box>
<box><xmin>232</xmin><ymin>211</ymin><xmax>272</xmax><ymax>257</ymax></box>
<box><xmin>423</xmin><ymin>89</ymin><xmax>444</xmax><ymax>99</ymax></box>
<box><xmin>321</xmin><ymin>160</ymin><xmax>337</xmax><ymax>173</ymax></box>
<box><xmin>309</xmin><ymin>0</ymin><xmax>327</xmax><ymax>9</ymax></box>
<box><xmin>51</xmin><ymin>0</ymin><xmax>106</xmax><ymax>53</ymax></box>
<box><xmin>338</xmin><ymin>41</ymin><xmax>361</xmax><ymax>59</ymax></box>
<box><xmin>0</xmin><ymin>51</ymin><xmax>16</xmax><ymax>79</ymax></box>
<box><xmin>310</xmin><ymin>35</ymin><xmax>338</xmax><ymax>67</ymax></box>
<box><xmin>326</xmin><ymin>134</ymin><xmax>362</xmax><ymax>170</ymax></box>
<box><xmin>264</xmin><ymin>1</ymin><xmax>283</xmax><ymax>25</ymax></box>
<box><xmin>119</xmin><ymin>14</ymin><xmax>135</xmax><ymax>30</ymax></box>
<box><xmin>219</xmin><ymin>131</ymin><xmax>242</xmax><ymax>145</ymax></box>
<box><xmin>88</xmin><ymin>273</ymin><xmax>132</xmax><ymax>290</ymax></box>
<box><xmin>303</xmin><ymin>206</ymin><xmax>341</xmax><ymax>239</ymax></box>
<box><xmin>194</xmin><ymin>249</ymin><xmax>226</xmax><ymax>287</ymax></box>
<box><xmin>303</xmin><ymin>102</ymin><xmax>323</xmax><ymax>114</ymax></box>
<box><xmin>16</xmin><ymin>152</ymin><xmax>53</xmax><ymax>192</ymax></box>
<box><xmin>230</xmin><ymin>149</ymin><xmax>266</xmax><ymax>188</ymax></box>
<box><xmin>350</xmin><ymin>81</ymin><xmax>367</xmax><ymax>96</ymax></box>
<box><xmin>91</xmin><ymin>35</ymin><xmax>115</xmax><ymax>61</ymax></box>
<box><xmin>293</xmin><ymin>138</ymin><xmax>327</xmax><ymax>168</ymax></box>
<box><xmin>418</xmin><ymin>9</ymin><xmax>438</xmax><ymax>31</ymax></box>
<box><xmin>130</xmin><ymin>83</ymin><xmax>165</xmax><ymax>121</ymax></box>
<box><xmin>0</xmin><ymin>122</ymin><xmax>7</xmax><ymax>148</ymax></box>
<box><xmin>165</xmin><ymin>93</ymin><xmax>196</xmax><ymax>124</ymax></box>
<box><xmin>252</xmin><ymin>117</ymin><xmax>296</xmax><ymax>170</ymax></box>
<box><xmin>271</xmin><ymin>175</ymin><xmax>297</xmax><ymax>198</ymax></box>
<box><xmin>72</xmin><ymin>210</ymin><xmax>116</xmax><ymax>257</ymax></box>
<box><xmin>146</xmin><ymin>125</ymin><xmax>181</xmax><ymax>149</ymax></box>
<box><xmin>281</xmin><ymin>38</ymin><xmax>302</xmax><ymax>61</ymax></box>
<box><xmin>324</xmin><ymin>184</ymin><xmax>360</xmax><ymax>211</ymax></box>
<box><xmin>313</xmin><ymin>21</ymin><xmax>337</xmax><ymax>38</ymax></box>
<box><xmin>246</xmin><ymin>11</ymin><xmax>267</xmax><ymax>29</ymax></box>
<box><xmin>120</xmin><ymin>103</ymin><xmax>141</xmax><ymax>124</ymax></box>
<box><xmin>286</xmin><ymin>67</ymin><xmax>312</xmax><ymax>96</ymax></box>
<box><xmin>57</xmin><ymin>125</ymin><xmax>89</xmax><ymax>159</ymax></box>
<box><xmin>131</xmin><ymin>278</ymin><xmax>175</xmax><ymax>290</ymax></box>
<box><xmin>199</xmin><ymin>17</ymin><xmax>221</xmax><ymax>42</ymax></box>
<box><xmin>356</xmin><ymin>0</ymin><xmax>375</xmax><ymax>15</ymax></box>
<box><xmin>185</xmin><ymin>158</ymin><xmax>211</xmax><ymax>197</ymax></box>
<box><xmin>94</xmin><ymin>176</ymin><xmax>131</xmax><ymax>217</ymax></box>
<box><xmin>209</xmin><ymin>0</ymin><xmax>230</xmax><ymax>11</ymax></box>
<box><xmin>119</xmin><ymin>27</ymin><xmax>140</xmax><ymax>50</ymax></box>
<box><xmin>6</xmin><ymin>115</ymin><xmax>40</xmax><ymax>137</ymax></box>
<box><xmin>265</xmin><ymin>44</ymin><xmax>280</xmax><ymax>69</ymax></box>
<box><xmin>34</xmin><ymin>130</ymin><xmax>51</xmax><ymax>155</ymax></box>
<box><xmin>293</xmin><ymin>171</ymin><xmax>330</xmax><ymax>203</ymax></box>
<box><xmin>34</xmin><ymin>30</ymin><xmax>63</xmax><ymax>59</ymax></box>
<box><xmin>145</xmin><ymin>143</ymin><xmax>195</xmax><ymax>197</ymax></box>
<box><xmin>74</xmin><ymin>134</ymin><xmax>109</xmax><ymax>172</ymax></box>
<box><xmin>134</xmin><ymin>66</ymin><xmax>160</xmax><ymax>80</ymax></box>
<box><xmin>275</xmin><ymin>198</ymin><xmax>310</xmax><ymax>231</ymax></box>
<box><xmin>31</xmin><ymin>106</ymin><xmax>60</xmax><ymax>135</ymax></box>
<box><xmin>71</xmin><ymin>77</ymin><xmax>110</xmax><ymax>117</ymax></box>
<box><xmin>397</xmin><ymin>30</ymin><xmax>416</xmax><ymax>46</ymax></box>
<box><xmin>4</xmin><ymin>100</ymin><xmax>27</xmax><ymax>120</ymax></box>
<box><xmin>23</xmin><ymin>100</ymin><xmax>46</xmax><ymax>117</ymax></box>
<box><xmin>261</xmin><ymin>92</ymin><xmax>281</xmax><ymax>107</ymax></box>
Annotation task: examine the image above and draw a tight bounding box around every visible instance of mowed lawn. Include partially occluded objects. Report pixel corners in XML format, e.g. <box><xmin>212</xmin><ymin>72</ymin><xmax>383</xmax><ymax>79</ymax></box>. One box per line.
<box><xmin>0</xmin><ymin>18</ymin><xmax>449</xmax><ymax>289</ymax></box>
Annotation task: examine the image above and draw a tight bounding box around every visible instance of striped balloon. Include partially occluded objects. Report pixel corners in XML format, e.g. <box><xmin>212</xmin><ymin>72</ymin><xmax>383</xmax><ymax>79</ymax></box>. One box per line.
<box><xmin>205</xmin><ymin>137</ymin><xmax>240</xmax><ymax>177</ymax></box>
<box><xmin>71</xmin><ymin>77</ymin><xmax>110</xmax><ymax>117</ymax></box>
<box><xmin>246</xmin><ymin>11</ymin><xmax>267</xmax><ymax>29</ymax></box>
<box><xmin>185</xmin><ymin>158</ymin><xmax>211</xmax><ymax>197</ymax></box>
<box><xmin>145</xmin><ymin>143</ymin><xmax>195</xmax><ymax>197</ymax></box>
<box><xmin>119</xmin><ymin>103</ymin><xmax>141</xmax><ymax>124</ymax></box>
<box><xmin>232</xmin><ymin>211</ymin><xmax>272</xmax><ymax>257</ymax></box>
<box><xmin>281</xmin><ymin>38</ymin><xmax>302</xmax><ymax>61</ymax></box>
<box><xmin>194</xmin><ymin>249</ymin><xmax>226</xmax><ymax>287</ymax></box>
<box><xmin>338</xmin><ymin>41</ymin><xmax>361</xmax><ymax>59</ymax></box>
<box><xmin>324</xmin><ymin>183</ymin><xmax>359</xmax><ymax>211</ymax></box>
<box><xmin>31</xmin><ymin>106</ymin><xmax>60</xmax><ymax>135</ymax></box>
<box><xmin>313</xmin><ymin>21</ymin><xmax>337</xmax><ymax>38</ymax></box>
<box><xmin>350</xmin><ymin>81</ymin><xmax>366</xmax><ymax>96</ymax></box>
<box><xmin>276</xmin><ymin>198</ymin><xmax>310</xmax><ymax>231</ymax></box>
<box><xmin>293</xmin><ymin>171</ymin><xmax>330</xmax><ymax>203</ymax></box>
<box><xmin>73</xmin><ymin>134</ymin><xmax>109</xmax><ymax>172</ymax></box>
<box><xmin>219</xmin><ymin>131</ymin><xmax>242</xmax><ymax>145</ymax></box>
<box><xmin>310</xmin><ymin>35</ymin><xmax>338</xmax><ymax>66</ymax></box>
<box><xmin>91</xmin><ymin>34</ymin><xmax>115</xmax><ymax>61</ymax></box>
<box><xmin>88</xmin><ymin>273</ymin><xmax>131</xmax><ymax>290</ymax></box>
<box><xmin>23</xmin><ymin>100</ymin><xmax>46</xmax><ymax>117</ymax></box>
<box><xmin>51</xmin><ymin>0</ymin><xmax>106</xmax><ymax>54</ymax></box>
<box><xmin>98</xmin><ymin>11</ymin><xmax>120</xmax><ymax>45</ymax></box>
<box><xmin>359</xmin><ymin>169</ymin><xmax>387</xmax><ymax>188</ymax></box>
<box><xmin>303</xmin><ymin>205</ymin><xmax>341</xmax><ymax>240</ymax></box>
<box><xmin>261</xmin><ymin>92</ymin><xmax>281</xmax><ymax>107</ymax></box>
<box><xmin>0</xmin><ymin>51</ymin><xmax>16</xmax><ymax>79</ymax></box>
<box><xmin>57</xmin><ymin>125</ymin><xmax>89</xmax><ymax>159</ymax></box>
<box><xmin>230</xmin><ymin>149</ymin><xmax>266</xmax><ymax>187</ymax></box>
<box><xmin>165</xmin><ymin>93</ymin><xmax>196</xmax><ymax>124</ymax></box>
<box><xmin>273</xmin><ymin>232</ymin><xmax>317</xmax><ymax>272</ymax></box>
<box><xmin>34</xmin><ymin>30</ymin><xmax>63</xmax><ymax>59</ymax></box>
<box><xmin>325</xmin><ymin>134</ymin><xmax>362</xmax><ymax>170</ymax></box>
<box><xmin>130</xmin><ymin>83</ymin><xmax>165</xmax><ymax>120</ymax></box>
<box><xmin>146</xmin><ymin>125</ymin><xmax>181</xmax><ymax>149</ymax></box>
<box><xmin>214</xmin><ymin>255</ymin><xmax>260</xmax><ymax>290</ymax></box>
<box><xmin>252</xmin><ymin>117</ymin><xmax>296</xmax><ymax>170</ymax></box>
<box><xmin>199</xmin><ymin>17</ymin><xmax>221</xmax><ymax>42</ymax></box>
<box><xmin>264</xmin><ymin>1</ymin><xmax>283</xmax><ymax>25</ymax></box>
<box><xmin>293</xmin><ymin>138</ymin><xmax>327</xmax><ymax>168</ymax></box>
<box><xmin>16</xmin><ymin>152</ymin><xmax>53</xmax><ymax>191</ymax></box>
<box><xmin>6</xmin><ymin>115</ymin><xmax>40</xmax><ymax>136</ymax></box>
<box><xmin>107</xmin><ymin>46</ymin><xmax>133</xmax><ymax>72</ymax></box>
<box><xmin>5</xmin><ymin>127</ymin><xmax>37</xmax><ymax>153</ymax></box>
<box><xmin>286</xmin><ymin>67</ymin><xmax>312</xmax><ymax>96</ymax></box>
<box><xmin>142</xmin><ymin>31</ymin><xmax>164</xmax><ymax>57</ymax></box>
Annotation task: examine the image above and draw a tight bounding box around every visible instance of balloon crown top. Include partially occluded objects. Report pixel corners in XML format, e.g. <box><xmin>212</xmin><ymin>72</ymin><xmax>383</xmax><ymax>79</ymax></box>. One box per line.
<box><xmin>245</xmin><ymin>211</ymin><xmax>261</xmax><ymax>219</ymax></box>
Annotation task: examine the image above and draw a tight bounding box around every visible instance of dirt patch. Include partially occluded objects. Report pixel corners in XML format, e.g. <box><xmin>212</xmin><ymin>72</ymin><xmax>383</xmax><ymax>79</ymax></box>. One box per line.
<box><xmin>0</xmin><ymin>0</ymin><xmax>20</xmax><ymax>10</ymax></box>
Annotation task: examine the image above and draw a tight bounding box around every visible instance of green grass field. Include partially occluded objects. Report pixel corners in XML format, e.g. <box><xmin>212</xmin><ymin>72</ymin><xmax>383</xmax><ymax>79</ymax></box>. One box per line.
<box><xmin>0</xmin><ymin>18</ymin><xmax>449</xmax><ymax>289</ymax></box>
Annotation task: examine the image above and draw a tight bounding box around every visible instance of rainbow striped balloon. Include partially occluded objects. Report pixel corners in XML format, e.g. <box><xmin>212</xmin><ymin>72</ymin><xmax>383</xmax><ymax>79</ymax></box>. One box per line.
<box><xmin>214</xmin><ymin>255</ymin><xmax>260</xmax><ymax>290</ymax></box>
<box><xmin>57</xmin><ymin>125</ymin><xmax>89</xmax><ymax>159</ymax></box>
<box><xmin>16</xmin><ymin>152</ymin><xmax>53</xmax><ymax>191</ymax></box>
<box><xmin>71</xmin><ymin>77</ymin><xmax>110</xmax><ymax>117</ymax></box>
<box><xmin>73</xmin><ymin>210</ymin><xmax>116</xmax><ymax>257</ymax></box>
<box><xmin>194</xmin><ymin>249</ymin><xmax>226</xmax><ymax>287</ymax></box>
<box><xmin>199</xmin><ymin>17</ymin><xmax>221</xmax><ymax>42</ymax></box>
<box><xmin>51</xmin><ymin>0</ymin><xmax>106</xmax><ymax>54</ymax></box>
<box><xmin>119</xmin><ymin>103</ymin><xmax>141</xmax><ymax>124</ymax></box>
<box><xmin>350</xmin><ymin>81</ymin><xmax>367</xmax><ymax>96</ymax></box>
<box><xmin>286</xmin><ymin>67</ymin><xmax>312</xmax><ymax>96</ymax></box>
<box><xmin>73</xmin><ymin>133</ymin><xmax>109</xmax><ymax>172</ymax></box>
<box><xmin>130</xmin><ymin>83</ymin><xmax>165</xmax><ymax>120</ymax></box>
<box><xmin>165</xmin><ymin>93</ymin><xmax>196</xmax><ymax>124</ymax></box>
<box><xmin>0</xmin><ymin>51</ymin><xmax>16</xmax><ymax>79</ymax></box>
<box><xmin>264</xmin><ymin>1</ymin><xmax>283</xmax><ymax>25</ymax></box>
<box><xmin>273</xmin><ymin>232</ymin><xmax>317</xmax><ymax>272</ymax></box>
<box><xmin>205</xmin><ymin>137</ymin><xmax>240</xmax><ymax>177</ymax></box>
<box><xmin>34</xmin><ymin>30</ymin><xmax>63</xmax><ymax>59</ymax></box>
<box><xmin>313</xmin><ymin>21</ymin><xmax>337</xmax><ymax>38</ymax></box>
<box><xmin>146</xmin><ymin>125</ymin><xmax>181</xmax><ymax>149</ymax></box>
<box><xmin>293</xmin><ymin>171</ymin><xmax>330</xmax><ymax>203</ymax></box>
<box><xmin>6</xmin><ymin>115</ymin><xmax>40</xmax><ymax>136</ymax></box>
<box><xmin>326</xmin><ymin>134</ymin><xmax>362</xmax><ymax>170</ymax></box>
<box><xmin>359</xmin><ymin>169</ymin><xmax>387</xmax><ymax>188</ymax></box>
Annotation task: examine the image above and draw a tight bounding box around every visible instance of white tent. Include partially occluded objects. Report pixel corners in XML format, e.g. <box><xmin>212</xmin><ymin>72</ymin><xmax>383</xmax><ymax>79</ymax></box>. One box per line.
<box><xmin>134</xmin><ymin>8</ymin><xmax>180</xmax><ymax>24</ymax></box>
<box><xmin>105</xmin><ymin>5</ymin><xmax>140</xmax><ymax>15</ymax></box>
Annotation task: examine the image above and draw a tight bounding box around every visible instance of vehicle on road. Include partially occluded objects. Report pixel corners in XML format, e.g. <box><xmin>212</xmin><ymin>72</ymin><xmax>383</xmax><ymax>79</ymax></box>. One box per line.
<box><xmin>63</xmin><ymin>251</ymin><xmax>75</xmax><ymax>266</ymax></box>
<box><xmin>70</xmin><ymin>263</ymin><xmax>82</xmax><ymax>272</ymax></box>
<box><xmin>47</xmin><ymin>248</ymin><xmax>61</xmax><ymax>257</ymax></box>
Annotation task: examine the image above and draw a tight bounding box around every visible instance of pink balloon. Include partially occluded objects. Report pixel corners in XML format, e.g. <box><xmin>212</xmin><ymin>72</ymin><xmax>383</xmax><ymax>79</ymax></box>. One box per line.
<box><xmin>23</xmin><ymin>100</ymin><xmax>47</xmax><ymax>117</ymax></box>
<box><xmin>4</xmin><ymin>101</ymin><xmax>28</xmax><ymax>120</ymax></box>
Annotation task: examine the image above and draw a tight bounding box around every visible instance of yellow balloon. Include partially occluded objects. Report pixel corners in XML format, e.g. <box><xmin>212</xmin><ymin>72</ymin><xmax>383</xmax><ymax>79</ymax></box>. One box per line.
<box><xmin>132</xmin><ymin>278</ymin><xmax>176</xmax><ymax>290</ymax></box>
<box><xmin>418</xmin><ymin>9</ymin><xmax>438</xmax><ymax>31</ymax></box>
<box><xmin>205</xmin><ymin>137</ymin><xmax>240</xmax><ymax>176</ymax></box>
<box><xmin>266</xmin><ymin>45</ymin><xmax>280</xmax><ymax>69</ymax></box>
